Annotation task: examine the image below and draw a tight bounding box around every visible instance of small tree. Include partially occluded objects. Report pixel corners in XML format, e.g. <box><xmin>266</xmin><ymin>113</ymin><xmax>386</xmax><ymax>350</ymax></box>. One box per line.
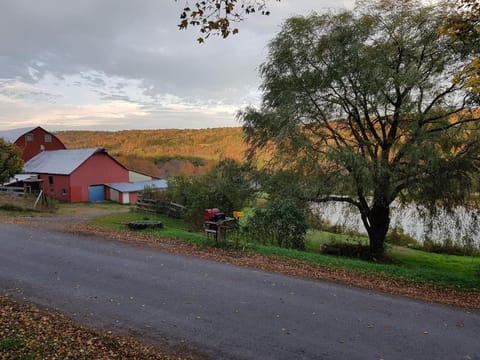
<box><xmin>244</xmin><ymin>169</ymin><xmax>310</xmax><ymax>250</ymax></box>
<box><xmin>169</xmin><ymin>159</ymin><xmax>254</xmax><ymax>229</ymax></box>
<box><xmin>0</xmin><ymin>139</ymin><xmax>23</xmax><ymax>184</ymax></box>
<box><xmin>241</xmin><ymin>0</ymin><xmax>480</xmax><ymax>257</ymax></box>
<box><xmin>245</xmin><ymin>196</ymin><xmax>308</xmax><ymax>250</ymax></box>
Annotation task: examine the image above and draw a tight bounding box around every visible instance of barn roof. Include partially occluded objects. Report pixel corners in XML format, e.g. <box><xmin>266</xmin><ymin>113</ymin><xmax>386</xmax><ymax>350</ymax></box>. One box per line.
<box><xmin>0</xmin><ymin>127</ymin><xmax>35</xmax><ymax>143</ymax></box>
<box><xmin>0</xmin><ymin>126</ymin><xmax>65</xmax><ymax>148</ymax></box>
<box><xmin>23</xmin><ymin>148</ymin><xmax>107</xmax><ymax>175</ymax></box>
<box><xmin>2</xmin><ymin>174</ymin><xmax>38</xmax><ymax>186</ymax></box>
<box><xmin>105</xmin><ymin>179</ymin><xmax>168</xmax><ymax>193</ymax></box>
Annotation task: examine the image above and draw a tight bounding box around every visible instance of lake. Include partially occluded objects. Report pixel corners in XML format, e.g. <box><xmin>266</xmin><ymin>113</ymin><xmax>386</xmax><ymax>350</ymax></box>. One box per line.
<box><xmin>312</xmin><ymin>201</ymin><xmax>480</xmax><ymax>248</ymax></box>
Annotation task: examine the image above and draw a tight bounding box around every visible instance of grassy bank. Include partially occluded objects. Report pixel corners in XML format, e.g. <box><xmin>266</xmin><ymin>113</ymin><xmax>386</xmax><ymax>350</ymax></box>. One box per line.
<box><xmin>88</xmin><ymin>210</ymin><xmax>480</xmax><ymax>291</ymax></box>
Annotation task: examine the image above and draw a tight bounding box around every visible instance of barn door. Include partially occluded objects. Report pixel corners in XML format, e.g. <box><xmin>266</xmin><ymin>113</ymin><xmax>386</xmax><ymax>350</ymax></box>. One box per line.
<box><xmin>88</xmin><ymin>185</ymin><xmax>105</xmax><ymax>202</ymax></box>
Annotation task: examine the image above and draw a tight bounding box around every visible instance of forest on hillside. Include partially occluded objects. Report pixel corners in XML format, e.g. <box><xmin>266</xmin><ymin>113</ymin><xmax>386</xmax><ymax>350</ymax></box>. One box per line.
<box><xmin>56</xmin><ymin>128</ymin><xmax>247</xmax><ymax>177</ymax></box>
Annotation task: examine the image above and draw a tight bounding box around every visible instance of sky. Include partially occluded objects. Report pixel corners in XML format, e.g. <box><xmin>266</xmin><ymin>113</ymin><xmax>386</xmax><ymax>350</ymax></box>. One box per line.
<box><xmin>0</xmin><ymin>0</ymin><xmax>354</xmax><ymax>131</ymax></box>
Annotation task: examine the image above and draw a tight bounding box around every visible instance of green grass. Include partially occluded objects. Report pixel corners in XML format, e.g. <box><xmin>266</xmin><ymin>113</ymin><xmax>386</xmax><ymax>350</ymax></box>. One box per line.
<box><xmin>88</xmin><ymin>210</ymin><xmax>480</xmax><ymax>291</ymax></box>
<box><xmin>389</xmin><ymin>246</ymin><xmax>480</xmax><ymax>287</ymax></box>
<box><xmin>305</xmin><ymin>229</ymin><xmax>368</xmax><ymax>251</ymax></box>
<box><xmin>88</xmin><ymin>210</ymin><xmax>210</xmax><ymax>246</ymax></box>
<box><xmin>250</xmin><ymin>243</ymin><xmax>480</xmax><ymax>289</ymax></box>
<box><xmin>0</xmin><ymin>336</ymin><xmax>25</xmax><ymax>352</ymax></box>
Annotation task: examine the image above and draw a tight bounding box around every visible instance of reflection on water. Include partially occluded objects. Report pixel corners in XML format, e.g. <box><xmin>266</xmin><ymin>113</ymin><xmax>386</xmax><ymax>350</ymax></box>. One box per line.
<box><xmin>312</xmin><ymin>202</ymin><xmax>480</xmax><ymax>248</ymax></box>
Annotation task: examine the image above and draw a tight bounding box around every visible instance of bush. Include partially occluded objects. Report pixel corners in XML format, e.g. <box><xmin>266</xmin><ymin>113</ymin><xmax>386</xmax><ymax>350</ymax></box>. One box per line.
<box><xmin>416</xmin><ymin>237</ymin><xmax>479</xmax><ymax>256</ymax></box>
<box><xmin>386</xmin><ymin>227</ymin><xmax>418</xmax><ymax>247</ymax></box>
<box><xmin>244</xmin><ymin>197</ymin><xmax>307</xmax><ymax>250</ymax></box>
<box><xmin>168</xmin><ymin>159</ymin><xmax>255</xmax><ymax>230</ymax></box>
<box><xmin>320</xmin><ymin>242</ymin><xmax>372</xmax><ymax>260</ymax></box>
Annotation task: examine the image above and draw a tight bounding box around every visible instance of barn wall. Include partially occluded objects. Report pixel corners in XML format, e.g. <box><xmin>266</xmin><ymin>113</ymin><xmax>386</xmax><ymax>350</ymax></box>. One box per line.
<box><xmin>105</xmin><ymin>187</ymin><xmax>111</xmax><ymax>201</ymax></box>
<box><xmin>109</xmin><ymin>189</ymin><xmax>120</xmax><ymax>203</ymax></box>
<box><xmin>38</xmin><ymin>174</ymin><xmax>71</xmax><ymax>202</ymax></box>
<box><xmin>119</xmin><ymin>192</ymin><xmax>128</xmax><ymax>204</ymax></box>
<box><xmin>129</xmin><ymin>171</ymin><xmax>153</xmax><ymax>182</ymax></box>
<box><xmin>129</xmin><ymin>192</ymin><xmax>138</xmax><ymax>204</ymax></box>
<box><xmin>14</xmin><ymin>127</ymin><xmax>66</xmax><ymax>162</ymax></box>
<box><xmin>69</xmin><ymin>153</ymin><xmax>129</xmax><ymax>202</ymax></box>
<box><xmin>70</xmin><ymin>186</ymin><xmax>83</xmax><ymax>202</ymax></box>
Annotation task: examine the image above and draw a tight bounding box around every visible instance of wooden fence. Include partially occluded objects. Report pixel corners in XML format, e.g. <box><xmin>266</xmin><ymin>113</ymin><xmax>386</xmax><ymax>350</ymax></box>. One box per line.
<box><xmin>136</xmin><ymin>195</ymin><xmax>186</xmax><ymax>218</ymax></box>
<box><xmin>0</xmin><ymin>186</ymin><xmax>25</xmax><ymax>196</ymax></box>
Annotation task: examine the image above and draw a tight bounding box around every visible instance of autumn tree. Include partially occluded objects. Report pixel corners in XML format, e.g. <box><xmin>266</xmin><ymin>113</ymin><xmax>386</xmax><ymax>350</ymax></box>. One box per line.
<box><xmin>443</xmin><ymin>0</ymin><xmax>480</xmax><ymax>94</ymax></box>
<box><xmin>240</xmin><ymin>0</ymin><xmax>480</xmax><ymax>257</ymax></box>
<box><xmin>0</xmin><ymin>139</ymin><xmax>23</xmax><ymax>183</ymax></box>
<box><xmin>176</xmin><ymin>0</ymin><xmax>277</xmax><ymax>42</ymax></box>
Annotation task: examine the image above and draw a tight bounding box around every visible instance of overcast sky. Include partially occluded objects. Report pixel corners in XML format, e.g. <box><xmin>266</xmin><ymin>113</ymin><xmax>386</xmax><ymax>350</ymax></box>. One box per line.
<box><xmin>0</xmin><ymin>1</ymin><xmax>354</xmax><ymax>131</ymax></box>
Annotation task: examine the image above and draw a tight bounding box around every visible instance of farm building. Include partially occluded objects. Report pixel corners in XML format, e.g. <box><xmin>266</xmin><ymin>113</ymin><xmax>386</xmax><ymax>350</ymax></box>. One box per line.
<box><xmin>0</xmin><ymin>126</ymin><xmax>67</xmax><ymax>162</ymax></box>
<box><xmin>23</xmin><ymin>148</ymin><xmax>129</xmax><ymax>202</ymax></box>
<box><xmin>105</xmin><ymin>179</ymin><xmax>168</xmax><ymax>204</ymax></box>
<box><xmin>1</xmin><ymin>174</ymin><xmax>43</xmax><ymax>194</ymax></box>
<box><xmin>128</xmin><ymin>169</ymin><xmax>159</xmax><ymax>182</ymax></box>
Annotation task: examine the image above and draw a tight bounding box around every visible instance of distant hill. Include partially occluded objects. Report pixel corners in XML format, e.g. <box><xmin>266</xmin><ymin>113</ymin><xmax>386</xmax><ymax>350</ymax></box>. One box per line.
<box><xmin>56</xmin><ymin>128</ymin><xmax>247</xmax><ymax>177</ymax></box>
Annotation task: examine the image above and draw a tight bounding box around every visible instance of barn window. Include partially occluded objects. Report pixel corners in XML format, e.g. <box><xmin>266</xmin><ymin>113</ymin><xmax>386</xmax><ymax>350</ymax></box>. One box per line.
<box><xmin>44</xmin><ymin>134</ymin><xmax>52</xmax><ymax>143</ymax></box>
<box><xmin>62</xmin><ymin>188</ymin><xmax>67</xmax><ymax>196</ymax></box>
<box><xmin>25</xmin><ymin>133</ymin><xmax>33</xmax><ymax>142</ymax></box>
<box><xmin>49</xmin><ymin>176</ymin><xmax>54</xmax><ymax>185</ymax></box>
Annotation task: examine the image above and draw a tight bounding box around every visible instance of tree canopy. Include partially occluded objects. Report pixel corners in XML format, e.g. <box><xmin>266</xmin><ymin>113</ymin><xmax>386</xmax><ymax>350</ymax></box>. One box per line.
<box><xmin>443</xmin><ymin>0</ymin><xmax>480</xmax><ymax>94</ymax></box>
<box><xmin>0</xmin><ymin>139</ymin><xmax>23</xmax><ymax>184</ymax></box>
<box><xmin>240</xmin><ymin>0</ymin><xmax>480</xmax><ymax>257</ymax></box>
<box><xmin>176</xmin><ymin>0</ymin><xmax>277</xmax><ymax>42</ymax></box>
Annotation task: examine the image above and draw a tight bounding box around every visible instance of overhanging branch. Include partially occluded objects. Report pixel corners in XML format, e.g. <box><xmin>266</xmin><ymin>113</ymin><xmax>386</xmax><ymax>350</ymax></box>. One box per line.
<box><xmin>314</xmin><ymin>195</ymin><xmax>361</xmax><ymax>208</ymax></box>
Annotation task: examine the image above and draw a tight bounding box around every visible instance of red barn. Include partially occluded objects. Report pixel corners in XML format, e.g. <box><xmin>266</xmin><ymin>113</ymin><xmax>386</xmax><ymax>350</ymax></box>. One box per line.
<box><xmin>13</xmin><ymin>126</ymin><xmax>66</xmax><ymax>162</ymax></box>
<box><xmin>23</xmin><ymin>148</ymin><xmax>129</xmax><ymax>202</ymax></box>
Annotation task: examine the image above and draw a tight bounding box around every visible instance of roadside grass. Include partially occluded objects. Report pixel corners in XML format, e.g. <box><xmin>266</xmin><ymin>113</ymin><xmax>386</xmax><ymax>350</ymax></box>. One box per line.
<box><xmin>55</xmin><ymin>200</ymin><xmax>126</xmax><ymax>214</ymax></box>
<box><xmin>0</xmin><ymin>199</ymin><xmax>127</xmax><ymax>217</ymax></box>
<box><xmin>0</xmin><ymin>194</ymin><xmax>45</xmax><ymax>216</ymax></box>
<box><xmin>88</xmin><ymin>210</ymin><xmax>210</xmax><ymax>246</ymax></box>
<box><xmin>88</xmin><ymin>210</ymin><xmax>480</xmax><ymax>291</ymax></box>
<box><xmin>0</xmin><ymin>336</ymin><xmax>25</xmax><ymax>352</ymax></box>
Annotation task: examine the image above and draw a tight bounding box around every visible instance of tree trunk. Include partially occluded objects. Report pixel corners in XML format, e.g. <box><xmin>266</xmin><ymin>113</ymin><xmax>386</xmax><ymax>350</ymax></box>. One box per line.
<box><xmin>365</xmin><ymin>202</ymin><xmax>390</xmax><ymax>259</ymax></box>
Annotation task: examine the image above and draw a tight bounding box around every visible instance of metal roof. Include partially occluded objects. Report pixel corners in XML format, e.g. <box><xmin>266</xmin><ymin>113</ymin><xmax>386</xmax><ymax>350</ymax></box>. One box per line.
<box><xmin>0</xmin><ymin>127</ymin><xmax>35</xmax><ymax>143</ymax></box>
<box><xmin>2</xmin><ymin>174</ymin><xmax>38</xmax><ymax>186</ymax></box>
<box><xmin>105</xmin><ymin>179</ymin><xmax>168</xmax><ymax>193</ymax></box>
<box><xmin>23</xmin><ymin>148</ymin><xmax>105</xmax><ymax>175</ymax></box>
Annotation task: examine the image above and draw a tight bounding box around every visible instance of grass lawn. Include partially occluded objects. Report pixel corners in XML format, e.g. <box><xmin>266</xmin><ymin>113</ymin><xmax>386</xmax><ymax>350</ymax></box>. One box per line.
<box><xmin>87</xmin><ymin>209</ymin><xmax>480</xmax><ymax>291</ymax></box>
<box><xmin>88</xmin><ymin>210</ymin><xmax>209</xmax><ymax>246</ymax></box>
<box><xmin>305</xmin><ymin>229</ymin><xmax>368</xmax><ymax>251</ymax></box>
<box><xmin>0</xmin><ymin>193</ymin><xmax>54</xmax><ymax>215</ymax></box>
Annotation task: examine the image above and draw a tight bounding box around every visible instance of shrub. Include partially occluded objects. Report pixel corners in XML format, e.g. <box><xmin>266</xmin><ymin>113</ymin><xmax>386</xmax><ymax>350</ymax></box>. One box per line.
<box><xmin>320</xmin><ymin>242</ymin><xmax>372</xmax><ymax>260</ymax></box>
<box><xmin>417</xmin><ymin>237</ymin><xmax>478</xmax><ymax>256</ymax></box>
<box><xmin>386</xmin><ymin>227</ymin><xmax>418</xmax><ymax>247</ymax></box>
<box><xmin>168</xmin><ymin>159</ymin><xmax>255</xmax><ymax>230</ymax></box>
<box><xmin>244</xmin><ymin>197</ymin><xmax>308</xmax><ymax>250</ymax></box>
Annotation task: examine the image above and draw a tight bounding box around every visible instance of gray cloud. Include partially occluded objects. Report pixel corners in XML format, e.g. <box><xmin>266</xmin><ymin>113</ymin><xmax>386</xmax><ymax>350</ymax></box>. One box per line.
<box><xmin>0</xmin><ymin>0</ymin><xmax>354</xmax><ymax>130</ymax></box>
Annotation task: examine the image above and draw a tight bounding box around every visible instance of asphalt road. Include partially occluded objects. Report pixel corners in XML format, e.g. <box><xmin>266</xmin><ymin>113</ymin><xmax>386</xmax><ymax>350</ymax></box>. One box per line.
<box><xmin>0</xmin><ymin>222</ymin><xmax>479</xmax><ymax>360</ymax></box>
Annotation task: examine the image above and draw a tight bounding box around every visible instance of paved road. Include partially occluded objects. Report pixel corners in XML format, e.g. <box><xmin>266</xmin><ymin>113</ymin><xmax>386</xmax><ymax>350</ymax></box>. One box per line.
<box><xmin>0</xmin><ymin>222</ymin><xmax>479</xmax><ymax>360</ymax></box>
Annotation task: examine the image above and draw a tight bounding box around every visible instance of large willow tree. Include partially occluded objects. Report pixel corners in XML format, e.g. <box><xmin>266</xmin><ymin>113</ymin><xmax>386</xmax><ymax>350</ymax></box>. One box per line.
<box><xmin>241</xmin><ymin>0</ymin><xmax>480</xmax><ymax>257</ymax></box>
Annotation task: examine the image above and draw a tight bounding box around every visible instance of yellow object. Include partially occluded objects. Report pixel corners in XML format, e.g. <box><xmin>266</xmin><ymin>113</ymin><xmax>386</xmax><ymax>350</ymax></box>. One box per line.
<box><xmin>233</xmin><ymin>211</ymin><xmax>244</xmax><ymax>218</ymax></box>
